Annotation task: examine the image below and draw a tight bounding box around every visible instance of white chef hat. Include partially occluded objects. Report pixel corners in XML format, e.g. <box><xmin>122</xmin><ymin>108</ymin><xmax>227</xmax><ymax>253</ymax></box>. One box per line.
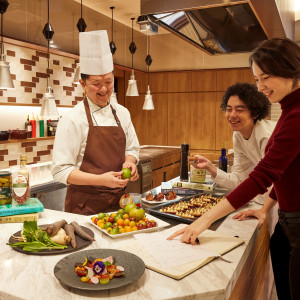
<box><xmin>79</xmin><ymin>30</ymin><xmax>113</xmax><ymax>75</ymax></box>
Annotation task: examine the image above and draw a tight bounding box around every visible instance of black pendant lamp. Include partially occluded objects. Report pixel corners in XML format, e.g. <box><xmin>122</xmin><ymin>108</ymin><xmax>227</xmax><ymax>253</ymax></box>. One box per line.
<box><xmin>0</xmin><ymin>0</ymin><xmax>14</xmax><ymax>89</ymax></box>
<box><xmin>73</xmin><ymin>0</ymin><xmax>87</xmax><ymax>84</ymax></box>
<box><xmin>126</xmin><ymin>17</ymin><xmax>139</xmax><ymax>96</ymax></box>
<box><xmin>109</xmin><ymin>6</ymin><xmax>117</xmax><ymax>55</ymax></box>
<box><xmin>143</xmin><ymin>35</ymin><xmax>154</xmax><ymax>110</ymax></box>
<box><xmin>40</xmin><ymin>0</ymin><xmax>59</xmax><ymax>119</ymax></box>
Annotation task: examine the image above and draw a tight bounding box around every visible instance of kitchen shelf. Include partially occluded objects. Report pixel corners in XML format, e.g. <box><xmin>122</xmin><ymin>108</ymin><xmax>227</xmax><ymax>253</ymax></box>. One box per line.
<box><xmin>0</xmin><ymin>136</ymin><xmax>55</xmax><ymax>144</ymax></box>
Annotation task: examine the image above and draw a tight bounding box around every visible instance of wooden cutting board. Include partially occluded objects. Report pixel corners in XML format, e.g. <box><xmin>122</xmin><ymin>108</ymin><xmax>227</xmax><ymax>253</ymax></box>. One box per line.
<box><xmin>119</xmin><ymin>224</ymin><xmax>244</xmax><ymax>280</ymax></box>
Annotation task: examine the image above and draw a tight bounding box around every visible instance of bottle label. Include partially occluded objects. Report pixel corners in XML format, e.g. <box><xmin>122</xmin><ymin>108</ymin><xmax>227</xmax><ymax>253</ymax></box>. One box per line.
<box><xmin>12</xmin><ymin>175</ymin><xmax>30</xmax><ymax>204</ymax></box>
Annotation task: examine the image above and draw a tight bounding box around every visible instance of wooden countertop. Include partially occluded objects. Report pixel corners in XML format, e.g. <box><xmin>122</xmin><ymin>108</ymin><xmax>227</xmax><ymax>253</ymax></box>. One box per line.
<box><xmin>139</xmin><ymin>146</ymin><xmax>181</xmax><ymax>164</ymax></box>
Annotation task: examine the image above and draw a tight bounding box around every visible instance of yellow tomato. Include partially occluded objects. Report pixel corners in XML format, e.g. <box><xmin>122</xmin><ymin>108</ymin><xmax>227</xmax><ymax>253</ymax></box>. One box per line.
<box><xmin>106</xmin><ymin>227</ymin><xmax>113</xmax><ymax>234</ymax></box>
<box><xmin>97</xmin><ymin>220</ymin><xmax>103</xmax><ymax>227</ymax></box>
<box><xmin>132</xmin><ymin>226</ymin><xmax>138</xmax><ymax>231</ymax></box>
<box><xmin>99</xmin><ymin>223</ymin><xmax>105</xmax><ymax>229</ymax></box>
<box><xmin>124</xmin><ymin>225</ymin><xmax>132</xmax><ymax>232</ymax></box>
<box><xmin>91</xmin><ymin>216</ymin><xmax>97</xmax><ymax>223</ymax></box>
<box><xmin>110</xmin><ymin>212</ymin><xmax>117</xmax><ymax>218</ymax></box>
<box><xmin>119</xmin><ymin>227</ymin><xmax>125</xmax><ymax>234</ymax></box>
<box><xmin>129</xmin><ymin>221</ymin><xmax>136</xmax><ymax>228</ymax></box>
<box><xmin>123</xmin><ymin>218</ymin><xmax>130</xmax><ymax>226</ymax></box>
<box><xmin>123</xmin><ymin>213</ymin><xmax>129</xmax><ymax>219</ymax></box>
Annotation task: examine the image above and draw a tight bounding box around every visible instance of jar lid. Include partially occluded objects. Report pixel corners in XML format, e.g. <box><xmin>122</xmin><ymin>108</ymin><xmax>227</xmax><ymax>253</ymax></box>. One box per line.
<box><xmin>0</xmin><ymin>170</ymin><xmax>11</xmax><ymax>176</ymax></box>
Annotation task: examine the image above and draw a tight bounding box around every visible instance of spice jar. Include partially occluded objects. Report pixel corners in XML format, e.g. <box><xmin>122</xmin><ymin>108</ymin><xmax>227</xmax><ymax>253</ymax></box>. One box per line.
<box><xmin>0</xmin><ymin>171</ymin><xmax>12</xmax><ymax>205</ymax></box>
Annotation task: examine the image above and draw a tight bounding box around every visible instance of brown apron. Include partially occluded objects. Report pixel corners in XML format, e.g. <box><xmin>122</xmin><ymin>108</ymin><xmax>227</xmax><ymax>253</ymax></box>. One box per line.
<box><xmin>65</xmin><ymin>97</ymin><xmax>126</xmax><ymax>215</ymax></box>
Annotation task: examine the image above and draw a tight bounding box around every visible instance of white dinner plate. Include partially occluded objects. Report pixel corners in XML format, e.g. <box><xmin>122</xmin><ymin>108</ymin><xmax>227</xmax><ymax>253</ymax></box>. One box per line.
<box><xmin>88</xmin><ymin>212</ymin><xmax>170</xmax><ymax>239</ymax></box>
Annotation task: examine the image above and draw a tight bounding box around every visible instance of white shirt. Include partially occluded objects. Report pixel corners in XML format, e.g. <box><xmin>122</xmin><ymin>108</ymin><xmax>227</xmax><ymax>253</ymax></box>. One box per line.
<box><xmin>51</xmin><ymin>98</ymin><xmax>140</xmax><ymax>185</ymax></box>
<box><xmin>214</xmin><ymin>119</ymin><xmax>276</xmax><ymax>204</ymax></box>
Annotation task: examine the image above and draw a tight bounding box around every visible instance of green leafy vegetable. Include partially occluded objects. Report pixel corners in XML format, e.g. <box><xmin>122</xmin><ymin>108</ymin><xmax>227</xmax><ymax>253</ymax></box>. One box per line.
<box><xmin>7</xmin><ymin>221</ymin><xmax>68</xmax><ymax>252</ymax></box>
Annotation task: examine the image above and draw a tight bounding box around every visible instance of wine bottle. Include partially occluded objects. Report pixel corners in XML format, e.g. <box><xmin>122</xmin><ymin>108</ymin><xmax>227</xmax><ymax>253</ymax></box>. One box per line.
<box><xmin>219</xmin><ymin>142</ymin><xmax>228</xmax><ymax>172</ymax></box>
<box><xmin>25</xmin><ymin>114</ymin><xmax>32</xmax><ymax>138</ymax></box>
<box><xmin>12</xmin><ymin>155</ymin><xmax>30</xmax><ymax>204</ymax></box>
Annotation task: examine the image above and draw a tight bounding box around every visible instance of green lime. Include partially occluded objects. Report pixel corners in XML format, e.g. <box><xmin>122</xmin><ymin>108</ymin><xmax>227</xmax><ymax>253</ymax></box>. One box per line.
<box><xmin>121</xmin><ymin>168</ymin><xmax>132</xmax><ymax>179</ymax></box>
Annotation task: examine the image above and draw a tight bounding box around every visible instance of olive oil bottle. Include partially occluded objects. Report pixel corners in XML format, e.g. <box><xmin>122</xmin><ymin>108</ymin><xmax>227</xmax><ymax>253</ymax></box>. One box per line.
<box><xmin>12</xmin><ymin>155</ymin><xmax>30</xmax><ymax>204</ymax></box>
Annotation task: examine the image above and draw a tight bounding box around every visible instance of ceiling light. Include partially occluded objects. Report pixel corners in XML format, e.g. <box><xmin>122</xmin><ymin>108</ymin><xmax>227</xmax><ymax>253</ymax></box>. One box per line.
<box><xmin>40</xmin><ymin>0</ymin><xmax>59</xmax><ymax>120</ymax></box>
<box><xmin>143</xmin><ymin>35</ymin><xmax>154</xmax><ymax>110</ymax></box>
<box><xmin>126</xmin><ymin>17</ymin><xmax>139</xmax><ymax>96</ymax></box>
<box><xmin>0</xmin><ymin>0</ymin><xmax>14</xmax><ymax>90</ymax></box>
<box><xmin>73</xmin><ymin>0</ymin><xmax>87</xmax><ymax>84</ymax></box>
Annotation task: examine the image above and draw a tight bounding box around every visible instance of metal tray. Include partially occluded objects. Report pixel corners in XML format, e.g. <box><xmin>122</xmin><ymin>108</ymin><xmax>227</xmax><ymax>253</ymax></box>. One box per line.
<box><xmin>149</xmin><ymin>193</ymin><xmax>226</xmax><ymax>224</ymax></box>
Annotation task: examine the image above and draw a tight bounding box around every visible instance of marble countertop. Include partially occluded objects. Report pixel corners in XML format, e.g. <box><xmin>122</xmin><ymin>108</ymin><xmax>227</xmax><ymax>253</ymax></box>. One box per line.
<box><xmin>0</xmin><ymin>202</ymin><xmax>264</xmax><ymax>300</ymax></box>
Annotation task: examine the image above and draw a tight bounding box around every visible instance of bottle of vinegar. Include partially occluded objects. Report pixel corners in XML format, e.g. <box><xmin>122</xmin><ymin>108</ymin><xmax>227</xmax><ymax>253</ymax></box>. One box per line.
<box><xmin>25</xmin><ymin>114</ymin><xmax>32</xmax><ymax>138</ymax></box>
<box><xmin>12</xmin><ymin>155</ymin><xmax>30</xmax><ymax>204</ymax></box>
<box><xmin>219</xmin><ymin>142</ymin><xmax>228</xmax><ymax>172</ymax></box>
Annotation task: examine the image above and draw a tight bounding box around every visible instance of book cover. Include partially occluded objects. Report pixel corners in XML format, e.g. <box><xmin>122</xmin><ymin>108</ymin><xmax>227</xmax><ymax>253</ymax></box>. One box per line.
<box><xmin>161</xmin><ymin>187</ymin><xmax>200</xmax><ymax>195</ymax></box>
<box><xmin>119</xmin><ymin>225</ymin><xmax>244</xmax><ymax>280</ymax></box>
<box><xmin>0</xmin><ymin>198</ymin><xmax>44</xmax><ymax>217</ymax></box>
<box><xmin>0</xmin><ymin>212</ymin><xmax>38</xmax><ymax>223</ymax></box>
<box><xmin>172</xmin><ymin>180</ymin><xmax>216</xmax><ymax>191</ymax></box>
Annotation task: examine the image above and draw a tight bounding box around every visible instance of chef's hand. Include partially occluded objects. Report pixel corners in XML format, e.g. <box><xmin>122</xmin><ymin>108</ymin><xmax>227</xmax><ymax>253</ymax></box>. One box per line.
<box><xmin>233</xmin><ymin>208</ymin><xmax>267</xmax><ymax>228</ymax></box>
<box><xmin>189</xmin><ymin>155</ymin><xmax>217</xmax><ymax>178</ymax></box>
<box><xmin>167</xmin><ymin>216</ymin><xmax>211</xmax><ymax>245</ymax></box>
<box><xmin>122</xmin><ymin>162</ymin><xmax>139</xmax><ymax>181</ymax></box>
<box><xmin>101</xmin><ymin>171</ymin><xmax>129</xmax><ymax>188</ymax></box>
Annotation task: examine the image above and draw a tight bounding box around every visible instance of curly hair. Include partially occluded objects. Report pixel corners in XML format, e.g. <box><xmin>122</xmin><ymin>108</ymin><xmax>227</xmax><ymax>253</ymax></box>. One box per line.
<box><xmin>220</xmin><ymin>82</ymin><xmax>271</xmax><ymax>121</ymax></box>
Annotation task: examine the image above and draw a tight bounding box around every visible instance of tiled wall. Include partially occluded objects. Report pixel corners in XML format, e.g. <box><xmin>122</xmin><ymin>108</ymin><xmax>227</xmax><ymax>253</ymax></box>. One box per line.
<box><xmin>1</xmin><ymin>41</ymin><xmax>84</xmax><ymax>106</ymax></box>
<box><xmin>0</xmin><ymin>139</ymin><xmax>54</xmax><ymax>169</ymax></box>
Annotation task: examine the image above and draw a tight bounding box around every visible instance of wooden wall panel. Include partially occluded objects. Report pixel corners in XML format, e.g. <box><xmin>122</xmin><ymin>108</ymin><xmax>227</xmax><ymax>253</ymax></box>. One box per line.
<box><xmin>215</xmin><ymin>92</ymin><xmax>233</xmax><ymax>151</ymax></box>
<box><xmin>216</xmin><ymin>68</ymin><xmax>255</xmax><ymax>91</ymax></box>
<box><xmin>144</xmin><ymin>94</ymin><xmax>168</xmax><ymax>146</ymax></box>
<box><xmin>167</xmin><ymin>93</ymin><xmax>191</xmax><ymax>146</ymax></box>
<box><xmin>191</xmin><ymin>70</ymin><xmax>217</xmax><ymax>92</ymax></box>
<box><xmin>190</xmin><ymin>92</ymin><xmax>216</xmax><ymax>150</ymax></box>
<box><xmin>125</xmin><ymin>95</ymin><xmax>147</xmax><ymax>145</ymax></box>
<box><xmin>149</xmin><ymin>72</ymin><xmax>168</xmax><ymax>93</ymax></box>
<box><xmin>167</xmin><ymin>71</ymin><xmax>192</xmax><ymax>92</ymax></box>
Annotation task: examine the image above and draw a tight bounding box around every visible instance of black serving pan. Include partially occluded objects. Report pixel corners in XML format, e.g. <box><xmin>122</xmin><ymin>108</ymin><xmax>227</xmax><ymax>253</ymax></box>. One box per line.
<box><xmin>149</xmin><ymin>191</ymin><xmax>228</xmax><ymax>224</ymax></box>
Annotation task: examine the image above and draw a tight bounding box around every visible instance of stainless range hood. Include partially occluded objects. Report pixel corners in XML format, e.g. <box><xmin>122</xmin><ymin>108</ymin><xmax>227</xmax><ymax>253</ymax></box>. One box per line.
<box><xmin>141</xmin><ymin>0</ymin><xmax>295</xmax><ymax>55</ymax></box>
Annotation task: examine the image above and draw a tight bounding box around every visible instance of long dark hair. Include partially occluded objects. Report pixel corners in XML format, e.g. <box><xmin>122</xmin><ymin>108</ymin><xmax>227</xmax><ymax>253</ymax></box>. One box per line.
<box><xmin>249</xmin><ymin>38</ymin><xmax>300</xmax><ymax>88</ymax></box>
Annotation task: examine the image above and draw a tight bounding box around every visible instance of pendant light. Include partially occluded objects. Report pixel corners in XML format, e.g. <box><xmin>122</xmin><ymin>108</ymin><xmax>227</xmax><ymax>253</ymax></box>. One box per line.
<box><xmin>109</xmin><ymin>6</ymin><xmax>117</xmax><ymax>55</ymax></box>
<box><xmin>73</xmin><ymin>0</ymin><xmax>87</xmax><ymax>84</ymax></box>
<box><xmin>0</xmin><ymin>0</ymin><xmax>14</xmax><ymax>90</ymax></box>
<box><xmin>143</xmin><ymin>35</ymin><xmax>154</xmax><ymax>110</ymax></box>
<box><xmin>126</xmin><ymin>17</ymin><xmax>139</xmax><ymax>96</ymax></box>
<box><xmin>40</xmin><ymin>0</ymin><xmax>59</xmax><ymax>120</ymax></box>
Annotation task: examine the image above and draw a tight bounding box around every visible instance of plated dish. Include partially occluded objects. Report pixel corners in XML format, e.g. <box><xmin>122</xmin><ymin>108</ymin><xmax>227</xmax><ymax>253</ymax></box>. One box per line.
<box><xmin>54</xmin><ymin>249</ymin><xmax>145</xmax><ymax>291</ymax></box>
<box><xmin>89</xmin><ymin>212</ymin><xmax>169</xmax><ymax>239</ymax></box>
<box><xmin>8</xmin><ymin>225</ymin><xmax>94</xmax><ymax>255</ymax></box>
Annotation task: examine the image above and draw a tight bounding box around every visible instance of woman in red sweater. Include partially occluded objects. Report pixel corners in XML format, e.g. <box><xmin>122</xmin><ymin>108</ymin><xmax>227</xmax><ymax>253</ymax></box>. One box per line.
<box><xmin>168</xmin><ymin>38</ymin><xmax>300</xmax><ymax>300</ymax></box>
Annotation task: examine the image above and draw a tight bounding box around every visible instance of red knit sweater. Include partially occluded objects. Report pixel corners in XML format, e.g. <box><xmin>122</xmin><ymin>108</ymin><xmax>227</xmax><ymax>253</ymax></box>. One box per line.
<box><xmin>227</xmin><ymin>88</ymin><xmax>300</xmax><ymax>212</ymax></box>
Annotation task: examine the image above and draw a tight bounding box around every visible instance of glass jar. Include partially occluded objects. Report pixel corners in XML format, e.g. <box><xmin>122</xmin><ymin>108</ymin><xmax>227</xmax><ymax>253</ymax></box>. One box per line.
<box><xmin>0</xmin><ymin>171</ymin><xmax>12</xmax><ymax>205</ymax></box>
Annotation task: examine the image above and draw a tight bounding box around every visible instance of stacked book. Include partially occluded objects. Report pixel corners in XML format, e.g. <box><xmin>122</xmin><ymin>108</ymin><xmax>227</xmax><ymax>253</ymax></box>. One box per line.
<box><xmin>0</xmin><ymin>198</ymin><xmax>44</xmax><ymax>223</ymax></box>
<box><xmin>161</xmin><ymin>180</ymin><xmax>216</xmax><ymax>196</ymax></box>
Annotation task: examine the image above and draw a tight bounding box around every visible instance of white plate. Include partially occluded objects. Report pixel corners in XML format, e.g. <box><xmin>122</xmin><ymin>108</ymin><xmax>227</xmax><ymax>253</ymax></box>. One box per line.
<box><xmin>89</xmin><ymin>212</ymin><xmax>170</xmax><ymax>239</ymax></box>
<box><xmin>142</xmin><ymin>195</ymin><xmax>182</xmax><ymax>204</ymax></box>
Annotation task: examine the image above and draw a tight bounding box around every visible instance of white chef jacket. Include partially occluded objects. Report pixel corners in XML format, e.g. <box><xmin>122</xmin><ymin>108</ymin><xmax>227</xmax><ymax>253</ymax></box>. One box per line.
<box><xmin>214</xmin><ymin>119</ymin><xmax>276</xmax><ymax>204</ymax></box>
<box><xmin>51</xmin><ymin>97</ymin><xmax>140</xmax><ymax>185</ymax></box>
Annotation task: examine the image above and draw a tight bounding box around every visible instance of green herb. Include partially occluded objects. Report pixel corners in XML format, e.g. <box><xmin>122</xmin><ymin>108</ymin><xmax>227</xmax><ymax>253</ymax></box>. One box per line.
<box><xmin>7</xmin><ymin>221</ymin><xmax>67</xmax><ymax>252</ymax></box>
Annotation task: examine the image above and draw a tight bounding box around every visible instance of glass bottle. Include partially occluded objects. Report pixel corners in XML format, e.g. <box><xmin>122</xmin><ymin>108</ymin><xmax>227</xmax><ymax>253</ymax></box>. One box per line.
<box><xmin>180</xmin><ymin>143</ymin><xmax>189</xmax><ymax>181</ymax></box>
<box><xmin>219</xmin><ymin>142</ymin><xmax>228</xmax><ymax>172</ymax></box>
<box><xmin>12</xmin><ymin>155</ymin><xmax>30</xmax><ymax>204</ymax></box>
<box><xmin>25</xmin><ymin>114</ymin><xmax>32</xmax><ymax>138</ymax></box>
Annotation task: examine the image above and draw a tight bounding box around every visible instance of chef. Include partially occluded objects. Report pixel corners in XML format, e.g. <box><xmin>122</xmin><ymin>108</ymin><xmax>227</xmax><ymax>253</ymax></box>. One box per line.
<box><xmin>52</xmin><ymin>30</ymin><xmax>140</xmax><ymax>215</ymax></box>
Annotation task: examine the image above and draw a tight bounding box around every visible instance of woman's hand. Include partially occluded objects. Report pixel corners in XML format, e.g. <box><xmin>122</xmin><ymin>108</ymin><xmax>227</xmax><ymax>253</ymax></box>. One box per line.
<box><xmin>167</xmin><ymin>216</ymin><xmax>212</xmax><ymax>244</ymax></box>
<box><xmin>233</xmin><ymin>208</ymin><xmax>267</xmax><ymax>228</ymax></box>
<box><xmin>122</xmin><ymin>162</ymin><xmax>139</xmax><ymax>181</ymax></box>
